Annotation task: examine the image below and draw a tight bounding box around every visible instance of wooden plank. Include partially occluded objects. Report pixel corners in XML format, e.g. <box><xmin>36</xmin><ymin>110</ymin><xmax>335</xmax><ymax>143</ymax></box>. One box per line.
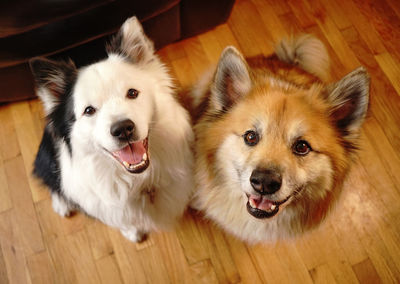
<box><xmin>319</xmin><ymin>0</ymin><xmax>352</xmax><ymax>30</ymax></box>
<box><xmin>0</xmin><ymin>105</ymin><xmax>20</xmax><ymax>161</ymax></box>
<box><xmin>353</xmin><ymin>258</ymin><xmax>383</xmax><ymax>284</ymax></box>
<box><xmin>299</xmin><ymin>0</ymin><xmax>361</xmax><ymax>72</ymax></box>
<box><xmin>287</xmin><ymin>0</ymin><xmax>316</xmax><ymax>28</ymax></box>
<box><xmin>26</xmin><ymin>251</ymin><xmax>55</xmax><ymax>284</ymax></box>
<box><xmin>309</xmin><ymin>264</ymin><xmax>337</xmax><ymax>284</ymax></box>
<box><xmin>263</xmin><ymin>0</ymin><xmax>291</xmax><ymax>16</ymax></box>
<box><xmin>273</xmin><ymin>242</ymin><xmax>313</xmax><ymax>284</ymax></box>
<box><xmin>386</xmin><ymin>0</ymin><xmax>400</xmax><ymax>18</ymax></box>
<box><xmin>352</xmin><ymin>0</ymin><xmax>400</xmax><ymax>62</ymax></box>
<box><xmin>340</xmin><ymin>25</ymin><xmax>400</xmax><ymax>151</ymax></box>
<box><xmin>228</xmin><ymin>0</ymin><xmax>275</xmax><ymax>57</ymax></box>
<box><xmin>170</xmin><ymin>57</ymin><xmax>197</xmax><ymax>89</ymax></box>
<box><xmin>46</xmin><ymin>236</ymin><xmax>78</xmax><ymax>284</ymax></box>
<box><xmin>0</xmin><ymin>210</ymin><xmax>30</xmax><ymax>284</ymax></box>
<box><xmin>4</xmin><ymin>155</ymin><xmax>44</xmax><ymax>255</ymax></box>
<box><xmin>249</xmin><ymin>241</ymin><xmax>291</xmax><ymax>284</ymax></box>
<box><xmin>345</xmin><ymin>163</ymin><xmax>400</xmax><ymax>283</ymax></box>
<box><xmin>107</xmin><ymin>228</ymin><xmax>147</xmax><ymax>283</ymax></box>
<box><xmin>11</xmin><ymin>102</ymin><xmax>48</xmax><ymax>203</ymax></box>
<box><xmin>0</xmin><ymin>158</ymin><xmax>12</xmax><ymax>213</ymax></box>
<box><xmin>333</xmin><ymin>0</ymin><xmax>386</xmax><ymax>55</ymax></box>
<box><xmin>66</xmin><ymin>230</ymin><xmax>101</xmax><ymax>284</ymax></box>
<box><xmin>295</xmin><ymin>229</ymin><xmax>328</xmax><ymax>270</ymax></box>
<box><xmin>296</xmin><ymin>216</ymin><xmax>359</xmax><ymax>283</ymax></box>
<box><xmin>189</xmin><ymin>259</ymin><xmax>219</xmax><ymax>284</ymax></box>
<box><xmin>182</xmin><ymin>37</ymin><xmax>212</xmax><ymax>82</ymax></box>
<box><xmin>328</xmin><ymin>192</ymin><xmax>369</xmax><ymax>266</ymax></box>
<box><xmin>160</xmin><ymin>39</ymin><xmax>187</xmax><ymax>62</ymax></box>
<box><xmin>202</xmin><ymin>224</ymin><xmax>241</xmax><ymax>283</ymax></box>
<box><xmin>28</xmin><ymin>99</ymin><xmax>46</xmax><ymax>145</ymax></box>
<box><xmin>175</xmin><ymin>212</ymin><xmax>209</xmax><ymax>265</ymax></box>
<box><xmin>251</xmin><ymin>0</ymin><xmax>289</xmax><ymax>42</ymax></box>
<box><xmin>153</xmin><ymin>231</ymin><xmax>192</xmax><ymax>284</ymax></box>
<box><xmin>135</xmin><ymin>235</ymin><xmax>172</xmax><ymax>284</ymax></box>
<box><xmin>278</xmin><ymin>12</ymin><xmax>304</xmax><ymax>35</ymax></box>
<box><xmin>363</xmin><ymin>117</ymin><xmax>400</xmax><ymax>188</ymax></box>
<box><xmin>224</xmin><ymin>237</ymin><xmax>263</xmax><ymax>284</ymax></box>
<box><xmin>86</xmin><ymin>222</ymin><xmax>114</xmax><ymax>261</ymax></box>
<box><xmin>0</xmin><ymin>241</ymin><xmax>9</xmax><ymax>284</ymax></box>
<box><xmin>198</xmin><ymin>24</ymin><xmax>240</xmax><ymax>65</ymax></box>
<box><xmin>96</xmin><ymin>254</ymin><xmax>124</xmax><ymax>284</ymax></box>
<box><xmin>375</xmin><ymin>52</ymin><xmax>400</xmax><ymax>96</ymax></box>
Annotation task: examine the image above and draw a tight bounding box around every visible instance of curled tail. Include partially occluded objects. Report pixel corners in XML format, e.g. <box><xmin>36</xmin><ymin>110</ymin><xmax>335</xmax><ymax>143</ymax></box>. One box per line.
<box><xmin>275</xmin><ymin>34</ymin><xmax>330</xmax><ymax>81</ymax></box>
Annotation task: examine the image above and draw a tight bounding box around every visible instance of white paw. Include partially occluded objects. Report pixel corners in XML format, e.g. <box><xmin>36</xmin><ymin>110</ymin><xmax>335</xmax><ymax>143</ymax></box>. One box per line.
<box><xmin>120</xmin><ymin>228</ymin><xmax>147</xmax><ymax>243</ymax></box>
<box><xmin>51</xmin><ymin>193</ymin><xmax>72</xmax><ymax>217</ymax></box>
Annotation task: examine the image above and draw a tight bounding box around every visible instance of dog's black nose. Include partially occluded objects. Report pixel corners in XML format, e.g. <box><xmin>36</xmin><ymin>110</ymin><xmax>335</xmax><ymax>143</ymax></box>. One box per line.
<box><xmin>250</xmin><ymin>168</ymin><xmax>282</xmax><ymax>194</ymax></box>
<box><xmin>110</xmin><ymin>119</ymin><xmax>135</xmax><ymax>140</ymax></box>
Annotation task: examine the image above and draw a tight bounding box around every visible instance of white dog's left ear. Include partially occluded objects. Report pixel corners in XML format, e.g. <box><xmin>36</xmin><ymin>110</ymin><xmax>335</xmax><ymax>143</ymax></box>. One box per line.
<box><xmin>325</xmin><ymin>67</ymin><xmax>370</xmax><ymax>137</ymax></box>
<box><xmin>107</xmin><ymin>16</ymin><xmax>155</xmax><ymax>64</ymax></box>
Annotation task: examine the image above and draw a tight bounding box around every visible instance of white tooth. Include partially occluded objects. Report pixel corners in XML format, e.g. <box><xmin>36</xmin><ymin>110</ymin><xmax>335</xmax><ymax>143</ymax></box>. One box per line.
<box><xmin>130</xmin><ymin>164</ymin><xmax>135</xmax><ymax>169</ymax></box>
<box><xmin>123</xmin><ymin>161</ymin><xmax>130</xmax><ymax>168</ymax></box>
<box><xmin>143</xmin><ymin>153</ymin><xmax>147</xmax><ymax>161</ymax></box>
<box><xmin>270</xmin><ymin>205</ymin><xmax>276</xmax><ymax>211</ymax></box>
<box><xmin>249</xmin><ymin>198</ymin><xmax>256</xmax><ymax>208</ymax></box>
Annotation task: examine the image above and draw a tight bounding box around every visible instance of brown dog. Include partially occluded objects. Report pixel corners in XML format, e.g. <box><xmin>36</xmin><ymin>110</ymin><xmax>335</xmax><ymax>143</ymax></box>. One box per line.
<box><xmin>190</xmin><ymin>35</ymin><xmax>369</xmax><ymax>243</ymax></box>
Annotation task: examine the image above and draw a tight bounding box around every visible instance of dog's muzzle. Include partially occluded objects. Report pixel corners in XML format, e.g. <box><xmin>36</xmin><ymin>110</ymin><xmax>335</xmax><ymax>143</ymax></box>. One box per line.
<box><xmin>246</xmin><ymin>167</ymin><xmax>286</xmax><ymax>218</ymax></box>
<box><xmin>109</xmin><ymin>119</ymin><xmax>150</xmax><ymax>173</ymax></box>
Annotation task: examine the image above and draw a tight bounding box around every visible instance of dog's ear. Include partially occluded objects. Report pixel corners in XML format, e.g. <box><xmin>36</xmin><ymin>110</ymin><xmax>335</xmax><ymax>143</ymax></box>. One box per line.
<box><xmin>325</xmin><ymin>67</ymin><xmax>370</xmax><ymax>139</ymax></box>
<box><xmin>210</xmin><ymin>46</ymin><xmax>251</xmax><ymax>111</ymax></box>
<box><xmin>29</xmin><ymin>57</ymin><xmax>77</xmax><ymax>114</ymax></box>
<box><xmin>107</xmin><ymin>16</ymin><xmax>155</xmax><ymax>64</ymax></box>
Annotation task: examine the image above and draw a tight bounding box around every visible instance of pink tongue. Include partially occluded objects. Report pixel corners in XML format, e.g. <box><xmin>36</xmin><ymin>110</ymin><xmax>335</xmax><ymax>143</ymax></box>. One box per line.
<box><xmin>115</xmin><ymin>141</ymin><xmax>146</xmax><ymax>165</ymax></box>
<box><xmin>250</xmin><ymin>195</ymin><xmax>275</xmax><ymax>211</ymax></box>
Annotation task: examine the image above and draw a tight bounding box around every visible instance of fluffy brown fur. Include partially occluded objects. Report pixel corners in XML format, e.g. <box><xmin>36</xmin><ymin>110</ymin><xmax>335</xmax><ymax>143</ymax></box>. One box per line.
<box><xmin>190</xmin><ymin>35</ymin><xmax>369</xmax><ymax>243</ymax></box>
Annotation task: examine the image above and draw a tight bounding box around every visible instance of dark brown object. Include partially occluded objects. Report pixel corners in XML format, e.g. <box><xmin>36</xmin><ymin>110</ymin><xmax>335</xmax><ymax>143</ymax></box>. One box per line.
<box><xmin>0</xmin><ymin>0</ymin><xmax>234</xmax><ymax>102</ymax></box>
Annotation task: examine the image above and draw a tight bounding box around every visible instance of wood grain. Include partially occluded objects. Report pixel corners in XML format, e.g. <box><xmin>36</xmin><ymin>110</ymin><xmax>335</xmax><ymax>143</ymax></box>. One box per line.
<box><xmin>1</xmin><ymin>0</ymin><xmax>400</xmax><ymax>282</ymax></box>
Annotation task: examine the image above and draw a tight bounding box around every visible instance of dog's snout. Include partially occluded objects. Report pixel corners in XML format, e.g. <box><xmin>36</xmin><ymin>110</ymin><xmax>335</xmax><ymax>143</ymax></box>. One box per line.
<box><xmin>250</xmin><ymin>168</ymin><xmax>282</xmax><ymax>194</ymax></box>
<box><xmin>110</xmin><ymin>119</ymin><xmax>135</xmax><ymax>140</ymax></box>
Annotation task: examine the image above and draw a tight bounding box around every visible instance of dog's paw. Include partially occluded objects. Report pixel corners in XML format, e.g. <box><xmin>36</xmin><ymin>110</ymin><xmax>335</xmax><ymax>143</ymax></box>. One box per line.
<box><xmin>120</xmin><ymin>228</ymin><xmax>148</xmax><ymax>243</ymax></box>
<box><xmin>51</xmin><ymin>193</ymin><xmax>72</xmax><ymax>217</ymax></box>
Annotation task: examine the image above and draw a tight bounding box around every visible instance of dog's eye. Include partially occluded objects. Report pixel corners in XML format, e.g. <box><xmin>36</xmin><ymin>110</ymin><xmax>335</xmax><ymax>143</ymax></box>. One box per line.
<box><xmin>243</xmin><ymin>130</ymin><xmax>259</xmax><ymax>146</ymax></box>
<box><xmin>127</xmin><ymin>88</ymin><xmax>139</xmax><ymax>99</ymax></box>
<box><xmin>293</xmin><ymin>140</ymin><xmax>311</xmax><ymax>155</ymax></box>
<box><xmin>83</xmin><ymin>106</ymin><xmax>96</xmax><ymax>116</ymax></box>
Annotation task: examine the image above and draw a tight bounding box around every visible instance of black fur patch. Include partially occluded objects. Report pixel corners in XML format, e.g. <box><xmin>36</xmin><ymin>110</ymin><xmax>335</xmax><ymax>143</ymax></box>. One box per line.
<box><xmin>31</xmin><ymin>58</ymin><xmax>77</xmax><ymax>194</ymax></box>
<box><xmin>33</xmin><ymin>126</ymin><xmax>62</xmax><ymax>194</ymax></box>
<box><xmin>106</xmin><ymin>29</ymin><xmax>123</xmax><ymax>56</ymax></box>
<box><xmin>47</xmin><ymin>81</ymin><xmax>76</xmax><ymax>154</ymax></box>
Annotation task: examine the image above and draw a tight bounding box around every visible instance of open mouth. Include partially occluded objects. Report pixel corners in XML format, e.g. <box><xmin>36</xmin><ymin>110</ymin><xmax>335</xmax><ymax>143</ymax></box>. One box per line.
<box><xmin>246</xmin><ymin>193</ymin><xmax>289</xmax><ymax>219</ymax></box>
<box><xmin>111</xmin><ymin>138</ymin><xmax>149</xmax><ymax>173</ymax></box>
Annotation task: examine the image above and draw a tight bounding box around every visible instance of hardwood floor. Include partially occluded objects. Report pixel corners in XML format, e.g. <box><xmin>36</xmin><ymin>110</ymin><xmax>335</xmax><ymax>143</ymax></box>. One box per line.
<box><xmin>1</xmin><ymin>0</ymin><xmax>400</xmax><ymax>283</ymax></box>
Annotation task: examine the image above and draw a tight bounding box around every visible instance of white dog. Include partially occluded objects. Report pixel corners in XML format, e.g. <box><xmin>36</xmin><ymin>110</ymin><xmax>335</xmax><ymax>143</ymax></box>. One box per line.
<box><xmin>30</xmin><ymin>17</ymin><xmax>194</xmax><ymax>242</ymax></box>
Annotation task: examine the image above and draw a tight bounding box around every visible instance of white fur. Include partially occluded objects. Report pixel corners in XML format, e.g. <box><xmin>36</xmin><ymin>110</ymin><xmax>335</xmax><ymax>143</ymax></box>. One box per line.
<box><xmin>49</xmin><ymin>18</ymin><xmax>194</xmax><ymax>242</ymax></box>
<box><xmin>51</xmin><ymin>192</ymin><xmax>72</xmax><ymax>217</ymax></box>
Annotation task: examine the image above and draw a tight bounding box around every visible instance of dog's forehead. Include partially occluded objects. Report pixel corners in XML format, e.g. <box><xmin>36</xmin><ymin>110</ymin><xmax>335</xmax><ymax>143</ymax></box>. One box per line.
<box><xmin>242</xmin><ymin>91</ymin><xmax>318</xmax><ymax>141</ymax></box>
<box><xmin>73</xmin><ymin>58</ymin><xmax>149</xmax><ymax>103</ymax></box>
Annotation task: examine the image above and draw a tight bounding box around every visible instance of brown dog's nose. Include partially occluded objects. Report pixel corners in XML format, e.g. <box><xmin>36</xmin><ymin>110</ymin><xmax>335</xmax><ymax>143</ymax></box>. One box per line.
<box><xmin>250</xmin><ymin>168</ymin><xmax>282</xmax><ymax>194</ymax></box>
<box><xmin>110</xmin><ymin>119</ymin><xmax>135</xmax><ymax>141</ymax></box>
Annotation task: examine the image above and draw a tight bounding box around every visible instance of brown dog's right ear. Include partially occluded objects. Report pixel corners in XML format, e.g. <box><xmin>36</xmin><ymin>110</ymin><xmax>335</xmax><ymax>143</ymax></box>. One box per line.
<box><xmin>29</xmin><ymin>57</ymin><xmax>77</xmax><ymax>114</ymax></box>
<box><xmin>210</xmin><ymin>46</ymin><xmax>251</xmax><ymax>112</ymax></box>
<box><xmin>324</xmin><ymin>67</ymin><xmax>370</xmax><ymax>146</ymax></box>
